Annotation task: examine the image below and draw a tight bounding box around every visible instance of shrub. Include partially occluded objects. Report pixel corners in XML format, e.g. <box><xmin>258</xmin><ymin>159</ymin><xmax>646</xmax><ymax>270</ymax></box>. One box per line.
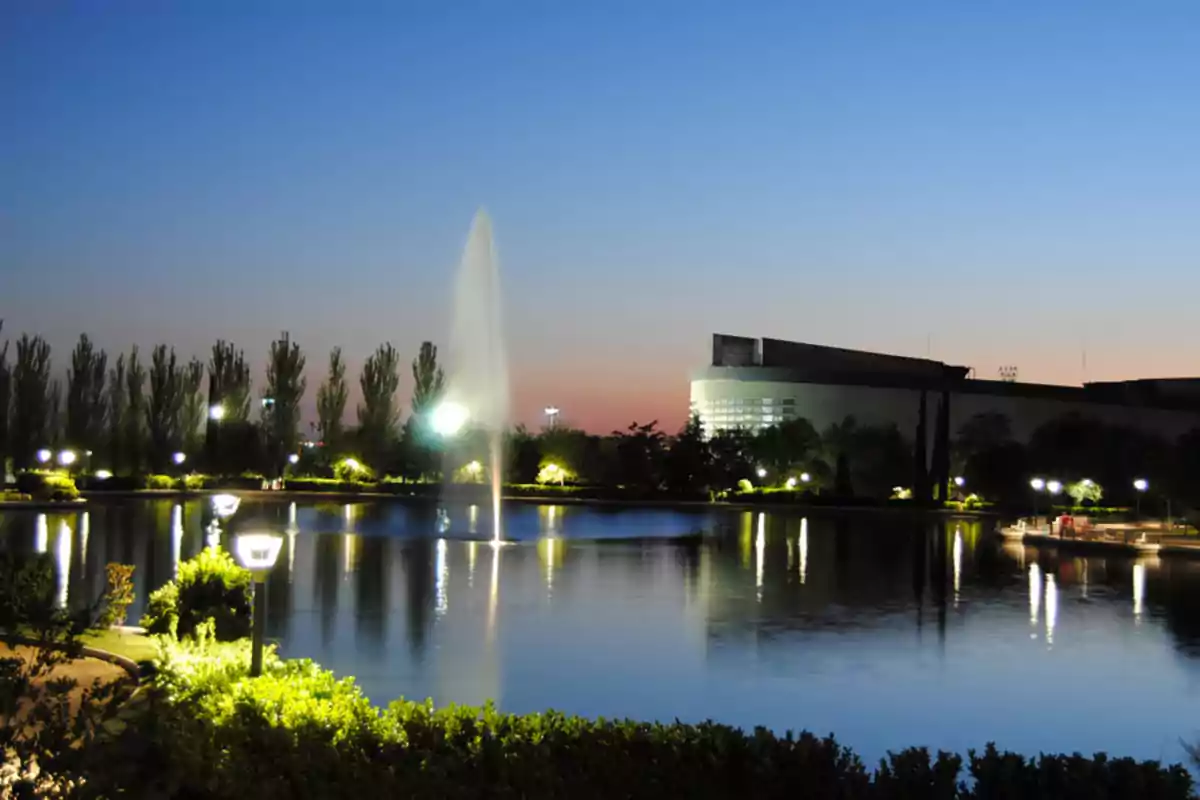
<box><xmin>141</xmin><ymin>548</ymin><xmax>252</xmax><ymax>641</ymax></box>
<box><xmin>144</xmin><ymin>474</ymin><xmax>177</xmax><ymax>490</ymax></box>
<box><xmin>95</xmin><ymin>563</ymin><xmax>136</xmax><ymax>629</ymax></box>
<box><xmin>14</xmin><ymin>471</ymin><xmax>79</xmax><ymax>502</ymax></box>
<box><xmin>84</xmin><ymin>641</ymin><xmax>1194</xmax><ymax>800</ymax></box>
<box><xmin>0</xmin><ymin>552</ymin><xmax>56</xmax><ymax>630</ymax></box>
<box><xmin>183</xmin><ymin>473</ymin><xmax>207</xmax><ymax>491</ymax></box>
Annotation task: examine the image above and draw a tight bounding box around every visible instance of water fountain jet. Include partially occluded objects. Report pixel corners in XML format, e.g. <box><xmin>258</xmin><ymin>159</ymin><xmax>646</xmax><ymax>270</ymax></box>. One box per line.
<box><xmin>439</xmin><ymin>210</ymin><xmax>509</xmax><ymax>543</ymax></box>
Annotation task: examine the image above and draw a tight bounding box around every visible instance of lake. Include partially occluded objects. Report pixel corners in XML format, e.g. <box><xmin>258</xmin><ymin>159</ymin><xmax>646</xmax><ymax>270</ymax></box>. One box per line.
<box><xmin>3</xmin><ymin>497</ymin><xmax>1199</xmax><ymax>767</ymax></box>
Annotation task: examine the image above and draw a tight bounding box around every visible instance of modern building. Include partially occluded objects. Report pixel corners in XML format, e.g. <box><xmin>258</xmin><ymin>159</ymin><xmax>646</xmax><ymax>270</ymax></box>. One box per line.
<box><xmin>690</xmin><ymin>333</ymin><xmax>1200</xmax><ymax>442</ymax></box>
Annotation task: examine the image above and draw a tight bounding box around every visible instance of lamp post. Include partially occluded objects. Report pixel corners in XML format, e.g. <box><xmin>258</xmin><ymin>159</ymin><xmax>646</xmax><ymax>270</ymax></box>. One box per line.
<box><xmin>544</xmin><ymin>406</ymin><xmax>560</xmax><ymax>429</ymax></box>
<box><xmin>1030</xmin><ymin>477</ymin><xmax>1046</xmax><ymax>523</ymax></box>
<box><xmin>234</xmin><ymin>533</ymin><xmax>283</xmax><ymax>677</ymax></box>
<box><xmin>1133</xmin><ymin>478</ymin><xmax>1148</xmax><ymax>519</ymax></box>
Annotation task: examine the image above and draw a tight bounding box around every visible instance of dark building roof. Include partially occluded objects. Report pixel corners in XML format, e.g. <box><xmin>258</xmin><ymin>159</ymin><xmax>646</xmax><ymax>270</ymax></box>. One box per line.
<box><xmin>702</xmin><ymin>334</ymin><xmax>1200</xmax><ymax>413</ymax></box>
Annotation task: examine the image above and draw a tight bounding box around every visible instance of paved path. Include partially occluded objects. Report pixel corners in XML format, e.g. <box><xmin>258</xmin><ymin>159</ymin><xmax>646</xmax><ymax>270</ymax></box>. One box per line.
<box><xmin>0</xmin><ymin>642</ymin><xmax>128</xmax><ymax>718</ymax></box>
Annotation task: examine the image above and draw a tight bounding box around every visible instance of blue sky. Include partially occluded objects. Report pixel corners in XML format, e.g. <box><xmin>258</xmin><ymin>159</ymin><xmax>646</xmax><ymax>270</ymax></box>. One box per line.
<box><xmin>3</xmin><ymin>2</ymin><xmax>1199</xmax><ymax>430</ymax></box>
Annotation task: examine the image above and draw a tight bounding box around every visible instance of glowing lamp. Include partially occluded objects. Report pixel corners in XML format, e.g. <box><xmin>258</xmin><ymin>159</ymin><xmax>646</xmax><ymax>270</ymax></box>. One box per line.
<box><xmin>36</xmin><ymin>449</ymin><xmax>52</xmax><ymax>464</ymax></box>
<box><xmin>57</xmin><ymin>450</ymin><xmax>77</xmax><ymax>466</ymax></box>
<box><xmin>431</xmin><ymin>401</ymin><xmax>469</xmax><ymax>437</ymax></box>
<box><xmin>235</xmin><ymin>533</ymin><xmax>283</xmax><ymax>575</ymax></box>
<box><xmin>173</xmin><ymin>452</ymin><xmax>187</xmax><ymax>465</ymax></box>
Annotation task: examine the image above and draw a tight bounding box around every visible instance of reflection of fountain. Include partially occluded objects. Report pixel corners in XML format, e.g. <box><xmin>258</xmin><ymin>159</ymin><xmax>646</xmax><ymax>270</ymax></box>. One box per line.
<box><xmin>952</xmin><ymin>527</ymin><xmax>963</xmax><ymax>605</ymax></box>
<box><xmin>55</xmin><ymin>520</ymin><xmax>72</xmax><ymax>607</ymax></box>
<box><xmin>79</xmin><ymin>512</ymin><xmax>90</xmax><ymax>567</ymax></box>
<box><xmin>1029</xmin><ymin>563</ymin><xmax>1042</xmax><ymax>629</ymax></box>
<box><xmin>34</xmin><ymin>513</ymin><xmax>48</xmax><ymax>553</ymax></box>
<box><xmin>1045</xmin><ymin>573</ymin><xmax>1058</xmax><ymax>645</ymax></box>
<box><xmin>755</xmin><ymin>512</ymin><xmax>766</xmax><ymax>602</ymax></box>
<box><xmin>486</xmin><ymin>539</ymin><xmax>501</xmax><ymax>641</ymax></box>
<box><xmin>798</xmin><ymin>517</ymin><xmax>808</xmax><ymax>585</ymax></box>
<box><xmin>172</xmin><ymin>504</ymin><xmax>184</xmax><ymax>576</ymax></box>
<box><xmin>435</xmin><ymin>539</ymin><xmax>449</xmax><ymax>616</ymax></box>
<box><xmin>441</xmin><ymin>210</ymin><xmax>510</xmax><ymax>544</ymax></box>
<box><xmin>1133</xmin><ymin>561</ymin><xmax>1146</xmax><ymax>618</ymax></box>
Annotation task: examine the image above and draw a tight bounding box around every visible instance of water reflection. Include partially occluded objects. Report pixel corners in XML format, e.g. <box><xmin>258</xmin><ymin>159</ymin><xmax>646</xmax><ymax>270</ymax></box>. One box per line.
<box><xmin>5</xmin><ymin>500</ymin><xmax>1200</xmax><ymax>767</ymax></box>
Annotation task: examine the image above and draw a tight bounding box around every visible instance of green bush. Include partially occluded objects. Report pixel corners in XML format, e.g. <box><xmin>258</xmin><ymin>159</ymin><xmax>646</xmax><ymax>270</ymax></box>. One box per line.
<box><xmin>144</xmin><ymin>473</ymin><xmax>177</xmax><ymax>490</ymax></box>
<box><xmin>14</xmin><ymin>471</ymin><xmax>79</xmax><ymax>502</ymax></box>
<box><xmin>141</xmin><ymin>548</ymin><xmax>253</xmax><ymax>641</ymax></box>
<box><xmin>0</xmin><ymin>552</ymin><xmax>57</xmax><ymax>630</ymax></box>
<box><xmin>182</xmin><ymin>473</ymin><xmax>207</xmax><ymax>491</ymax></box>
<box><xmin>84</xmin><ymin>637</ymin><xmax>1194</xmax><ymax>800</ymax></box>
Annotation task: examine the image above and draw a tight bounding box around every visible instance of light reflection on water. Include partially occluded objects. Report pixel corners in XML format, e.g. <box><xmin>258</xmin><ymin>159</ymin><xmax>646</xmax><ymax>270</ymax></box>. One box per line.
<box><xmin>3</xmin><ymin>498</ymin><xmax>1199</xmax><ymax>767</ymax></box>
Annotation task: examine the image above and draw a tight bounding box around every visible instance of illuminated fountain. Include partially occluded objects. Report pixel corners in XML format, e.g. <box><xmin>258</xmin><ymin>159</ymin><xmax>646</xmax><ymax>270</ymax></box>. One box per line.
<box><xmin>434</xmin><ymin>210</ymin><xmax>510</xmax><ymax>544</ymax></box>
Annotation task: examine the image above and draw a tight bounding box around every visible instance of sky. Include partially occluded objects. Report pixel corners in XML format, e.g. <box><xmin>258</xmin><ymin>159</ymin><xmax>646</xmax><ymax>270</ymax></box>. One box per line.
<box><xmin>3</xmin><ymin>2</ymin><xmax>1199</xmax><ymax>433</ymax></box>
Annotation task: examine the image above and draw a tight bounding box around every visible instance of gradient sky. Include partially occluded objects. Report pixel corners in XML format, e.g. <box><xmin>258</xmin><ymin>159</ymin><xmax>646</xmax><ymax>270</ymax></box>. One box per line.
<box><xmin>3</xmin><ymin>2</ymin><xmax>1199</xmax><ymax>433</ymax></box>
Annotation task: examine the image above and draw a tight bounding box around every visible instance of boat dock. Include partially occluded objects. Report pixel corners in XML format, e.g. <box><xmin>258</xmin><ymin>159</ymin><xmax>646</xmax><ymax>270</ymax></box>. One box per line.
<box><xmin>998</xmin><ymin>518</ymin><xmax>1200</xmax><ymax>559</ymax></box>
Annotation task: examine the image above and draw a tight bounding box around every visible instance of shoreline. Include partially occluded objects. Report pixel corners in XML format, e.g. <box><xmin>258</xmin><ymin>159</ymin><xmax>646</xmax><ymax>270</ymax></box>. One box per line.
<box><xmin>47</xmin><ymin>487</ymin><xmax>994</xmax><ymax>517</ymax></box>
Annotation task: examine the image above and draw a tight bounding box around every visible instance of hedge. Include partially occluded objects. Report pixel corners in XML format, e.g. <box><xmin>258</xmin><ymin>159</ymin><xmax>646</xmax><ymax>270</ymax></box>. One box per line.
<box><xmin>80</xmin><ymin>635</ymin><xmax>1195</xmax><ymax>800</ymax></box>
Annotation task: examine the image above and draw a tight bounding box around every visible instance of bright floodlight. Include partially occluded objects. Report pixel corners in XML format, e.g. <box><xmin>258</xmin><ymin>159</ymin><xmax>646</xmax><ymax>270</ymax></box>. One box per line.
<box><xmin>342</xmin><ymin>457</ymin><xmax>362</xmax><ymax>472</ymax></box>
<box><xmin>288</xmin><ymin>453</ymin><xmax>300</xmax><ymax>465</ymax></box>
<box><xmin>234</xmin><ymin>533</ymin><xmax>283</xmax><ymax>572</ymax></box>
<box><xmin>1047</xmin><ymin>480</ymin><xmax>1063</xmax><ymax>495</ymax></box>
<box><xmin>208</xmin><ymin>404</ymin><xmax>225</xmax><ymax>421</ymax></box>
<box><xmin>1134</xmin><ymin>478</ymin><xmax>1149</xmax><ymax>492</ymax></box>
<box><xmin>953</xmin><ymin>476</ymin><xmax>965</xmax><ymax>487</ymax></box>
<box><xmin>756</xmin><ymin>467</ymin><xmax>767</xmax><ymax>479</ymax></box>
<box><xmin>212</xmin><ymin>493</ymin><xmax>240</xmax><ymax>519</ymax></box>
<box><xmin>800</xmin><ymin>472</ymin><xmax>811</xmax><ymax>483</ymax></box>
<box><xmin>94</xmin><ymin>469</ymin><xmax>113</xmax><ymax>480</ymax></box>
<box><xmin>786</xmin><ymin>477</ymin><xmax>797</xmax><ymax>489</ymax></box>
<box><xmin>36</xmin><ymin>449</ymin><xmax>52</xmax><ymax>464</ymax></box>
<box><xmin>172</xmin><ymin>452</ymin><xmax>186</xmax><ymax>465</ymax></box>
<box><xmin>431</xmin><ymin>401</ymin><xmax>469</xmax><ymax>437</ymax></box>
<box><xmin>1030</xmin><ymin>477</ymin><xmax>1046</xmax><ymax>491</ymax></box>
<box><xmin>57</xmin><ymin>450</ymin><xmax>77</xmax><ymax>466</ymax></box>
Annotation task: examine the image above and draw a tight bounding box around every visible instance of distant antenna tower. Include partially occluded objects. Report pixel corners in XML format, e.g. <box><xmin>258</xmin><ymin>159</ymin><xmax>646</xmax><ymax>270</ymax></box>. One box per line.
<box><xmin>998</xmin><ymin>365</ymin><xmax>1018</xmax><ymax>383</ymax></box>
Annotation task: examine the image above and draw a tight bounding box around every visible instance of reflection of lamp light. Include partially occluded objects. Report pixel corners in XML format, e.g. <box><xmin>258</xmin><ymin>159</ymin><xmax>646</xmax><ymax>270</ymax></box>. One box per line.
<box><xmin>211</xmin><ymin>494</ymin><xmax>240</xmax><ymax>519</ymax></box>
<box><xmin>755</xmin><ymin>512</ymin><xmax>766</xmax><ymax>601</ymax></box>
<box><xmin>234</xmin><ymin>534</ymin><xmax>283</xmax><ymax>677</ymax></box>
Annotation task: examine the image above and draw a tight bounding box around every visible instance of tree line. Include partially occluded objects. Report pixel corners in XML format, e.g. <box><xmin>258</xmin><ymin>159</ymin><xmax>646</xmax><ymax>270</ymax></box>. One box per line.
<box><xmin>2</xmin><ymin>321</ymin><xmax>1197</xmax><ymax>507</ymax></box>
<box><xmin>0</xmin><ymin>322</ymin><xmax>446</xmax><ymax>478</ymax></box>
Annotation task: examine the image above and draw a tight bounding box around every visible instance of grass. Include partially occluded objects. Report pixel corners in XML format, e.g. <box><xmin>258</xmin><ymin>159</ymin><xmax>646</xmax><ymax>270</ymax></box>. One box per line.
<box><xmin>82</xmin><ymin>628</ymin><xmax>157</xmax><ymax>662</ymax></box>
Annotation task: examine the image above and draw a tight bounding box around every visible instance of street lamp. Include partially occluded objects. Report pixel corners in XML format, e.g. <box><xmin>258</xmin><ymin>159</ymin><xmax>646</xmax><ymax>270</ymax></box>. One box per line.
<box><xmin>756</xmin><ymin>467</ymin><xmax>767</xmax><ymax>479</ymax></box>
<box><xmin>1047</xmin><ymin>479</ymin><xmax>1062</xmax><ymax>496</ymax></box>
<box><xmin>36</xmin><ymin>449</ymin><xmax>52</xmax><ymax>465</ymax></box>
<box><xmin>800</xmin><ymin>472</ymin><xmax>811</xmax><ymax>483</ymax></box>
<box><xmin>57</xmin><ymin>450</ymin><xmax>77</xmax><ymax>467</ymax></box>
<box><xmin>287</xmin><ymin>453</ymin><xmax>300</xmax><ymax>465</ymax></box>
<box><xmin>234</xmin><ymin>533</ymin><xmax>283</xmax><ymax>677</ymax></box>
<box><xmin>953</xmin><ymin>476</ymin><xmax>965</xmax><ymax>488</ymax></box>
<box><xmin>172</xmin><ymin>452</ymin><xmax>187</xmax><ymax>466</ymax></box>
<box><xmin>544</xmin><ymin>406</ymin><xmax>560</xmax><ymax>428</ymax></box>
<box><xmin>1134</xmin><ymin>478</ymin><xmax>1149</xmax><ymax>519</ymax></box>
<box><xmin>786</xmin><ymin>477</ymin><xmax>797</xmax><ymax>489</ymax></box>
<box><xmin>209</xmin><ymin>404</ymin><xmax>225</xmax><ymax>421</ymax></box>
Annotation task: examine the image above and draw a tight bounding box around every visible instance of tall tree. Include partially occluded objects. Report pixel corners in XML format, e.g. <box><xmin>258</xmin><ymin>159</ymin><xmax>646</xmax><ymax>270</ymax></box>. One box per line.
<box><xmin>10</xmin><ymin>334</ymin><xmax>52</xmax><ymax>470</ymax></box>
<box><xmin>46</xmin><ymin>380</ymin><xmax>62</xmax><ymax>451</ymax></box>
<box><xmin>316</xmin><ymin>347</ymin><xmax>348</xmax><ymax>451</ymax></box>
<box><xmin>107</xmin><ymin>354</ymin><xmax>127</xmax><ymax>473</ymax></box>
<box><xmin>0</xmin><ymin>322</ymin><xmax>10</xmax><ymax>474</ymax></box>
<box><xmin>205</xmin><ymin>340</ymin><xmax>251</xmax><ymax>472</ymax></box>
<box><xmin>124</xmin><ymin>346</ymin><xmax>147</xmax><ymax>473</ymax></box>
<box><xmin>410</xmin><ymin>341</ymin><xmax>445</xmax><ymax>416</ymax></box>
<box><xmin>664</xmin><ymin>413</ymin><xmax>713</xmax><ymax>492</ymax></box>
<box><xmin>146</xmin><ymin>344</ymin><xmax>184</xmax><ymax>471</ymax></box>
<box><xmin>263</xmin><ymin>331</ymin><xmax>306</xmax><ymax>471</ymax></box>
<box><xmin>357</xmin><ymin>343</ymin><xmax>401</xmax><ymax>468</ymax></box>
<box><xmin>66</xmin><ymin>333</ymin><xmax>108</xmax><ymax>455</ymax></box>
<box><xmin>180</xmin><ymin>358</ymin><xmax>206</xmax><ymax>458</ymax></box>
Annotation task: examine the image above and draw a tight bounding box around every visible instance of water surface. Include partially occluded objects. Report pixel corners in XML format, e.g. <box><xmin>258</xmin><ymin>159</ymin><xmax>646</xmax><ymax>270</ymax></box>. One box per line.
<box><xmin>3</xmin><ymin>498</ymin><xmax>1198</xmax><ymax>766</ymax></box>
